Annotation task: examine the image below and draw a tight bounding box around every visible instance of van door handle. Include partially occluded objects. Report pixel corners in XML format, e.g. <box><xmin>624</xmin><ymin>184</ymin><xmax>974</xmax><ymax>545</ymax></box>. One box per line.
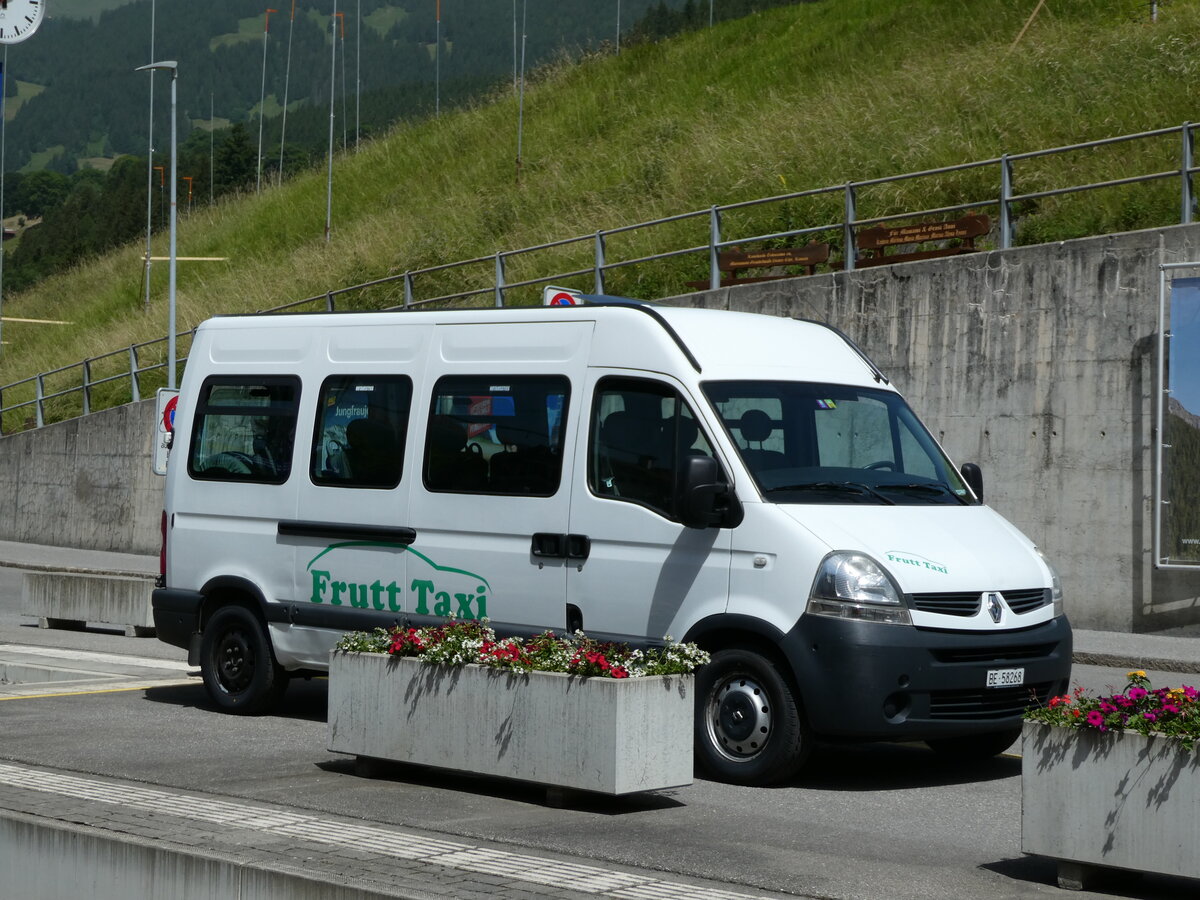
<box><xmin>531</xmin><ymin>533</ymin><xmax>566</xmax><ymax>558</ymax></box>
<box><xmin>566</xmin><ymin>534</ymin><xmax>590</xmax><ymax>560</ymax></box>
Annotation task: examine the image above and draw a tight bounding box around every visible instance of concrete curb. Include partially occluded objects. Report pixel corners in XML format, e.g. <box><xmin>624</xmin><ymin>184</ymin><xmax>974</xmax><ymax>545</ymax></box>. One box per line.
<box><xmin>0</xmin><ymin>809</ymin><xmax>432</xmax><ymax>900</ymax></box>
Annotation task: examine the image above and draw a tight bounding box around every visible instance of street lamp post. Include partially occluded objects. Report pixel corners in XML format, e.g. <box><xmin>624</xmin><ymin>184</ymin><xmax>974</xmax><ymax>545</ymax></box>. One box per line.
<box><xmin>143</xmin><ymin>0</ymin><xmax>156</xmax><ymax>313</ymax></box>
<box><xmin>136</xmin><ymin>61</ymin><xmax>178</xmax><ymax>390</ymax></box>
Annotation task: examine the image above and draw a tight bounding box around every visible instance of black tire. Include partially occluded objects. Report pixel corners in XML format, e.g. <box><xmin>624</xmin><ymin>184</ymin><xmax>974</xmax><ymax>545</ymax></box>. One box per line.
<box><xmin>200</xmin><ymin>606</ymin><xmax>288</xmax><ymax>714</ymax></box>
<box><xmin>926</xmin><ymin>726</ymin><xmax>1020</xmax><ymax>760</ymax></box>
<box><xmin>695</xmin><ymin>648</ymin><xmax>811</xmax><ymax>786</ymax></box>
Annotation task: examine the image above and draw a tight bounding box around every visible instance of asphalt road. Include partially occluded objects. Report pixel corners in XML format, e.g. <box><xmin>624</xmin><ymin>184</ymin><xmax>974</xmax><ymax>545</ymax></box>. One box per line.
<box><xmin>1</xmin><ymin>570</ymin><xmax>1197</xmax><ymax>900</ymax></box>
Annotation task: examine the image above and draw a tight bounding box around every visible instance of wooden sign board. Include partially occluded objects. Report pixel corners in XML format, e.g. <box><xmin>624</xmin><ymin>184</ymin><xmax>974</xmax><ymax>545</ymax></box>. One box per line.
<box><xmin>718</xmin><ymin>243</ymin><xmax>830</xmax><ymax>271</ymax></box>
<box><xmin>857</xmin><ymin>213</ymin><xmax>990</xmax><ymax>251</ymax></box>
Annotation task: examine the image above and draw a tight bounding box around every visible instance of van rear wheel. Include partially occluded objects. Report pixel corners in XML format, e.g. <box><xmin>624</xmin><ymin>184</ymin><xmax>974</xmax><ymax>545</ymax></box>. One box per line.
<box><xmin>695</xmin><ymin>648</ymin><xmax>810</xmax><ymax>786</ymax></box>
<box><xmin>200</xmin><ymin>606</ymin><xmax>288</xmax><ymax>714</ymax></box>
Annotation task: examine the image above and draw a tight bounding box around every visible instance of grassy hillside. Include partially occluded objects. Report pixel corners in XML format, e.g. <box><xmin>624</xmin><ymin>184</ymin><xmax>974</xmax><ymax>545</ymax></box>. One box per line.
<box><xmin>2</xmin><ymin>0</ymin><xmax>1198</xmax><ymax>426</ymax></box>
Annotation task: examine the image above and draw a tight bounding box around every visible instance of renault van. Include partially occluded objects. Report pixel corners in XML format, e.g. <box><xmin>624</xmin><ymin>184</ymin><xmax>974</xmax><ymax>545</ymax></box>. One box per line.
<box><xmin>152</xmin><ymin>301</ymin><xmax>1072</xmax><ymax>785</ymax></box>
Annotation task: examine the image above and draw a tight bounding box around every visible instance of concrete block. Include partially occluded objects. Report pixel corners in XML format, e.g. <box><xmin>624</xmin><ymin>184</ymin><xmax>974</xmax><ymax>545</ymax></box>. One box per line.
<box><xmin>22</xmin><ymin>571</ymin><xmax>156</xmax><ymax>636</ymax></box>
<box><xmin>1021</xmin><ymin>721</ymin><xmax>1200</xmax><ymax>880</ymax></box>
<box><xmin>328</xmin><ymin>652</ymin><xmax>694</xmax><ymax>795</ymax></box>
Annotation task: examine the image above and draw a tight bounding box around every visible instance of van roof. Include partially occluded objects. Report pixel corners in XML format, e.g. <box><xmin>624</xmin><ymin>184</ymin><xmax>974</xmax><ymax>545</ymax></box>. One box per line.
<box><xmin>202</xmin><ymin>303</ymin><xmax>888</xmax><ymax>387</ymax></box>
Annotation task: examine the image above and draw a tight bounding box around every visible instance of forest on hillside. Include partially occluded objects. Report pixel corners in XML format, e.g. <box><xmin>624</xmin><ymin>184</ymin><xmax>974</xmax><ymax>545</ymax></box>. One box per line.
<box><xmin>0</xmin><ymin>0</ymin><xmax>813</xmax><ymax>291</ymax></box>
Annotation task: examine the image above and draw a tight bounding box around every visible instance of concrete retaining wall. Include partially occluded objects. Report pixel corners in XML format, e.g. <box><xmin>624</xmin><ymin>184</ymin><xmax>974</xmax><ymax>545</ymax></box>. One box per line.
<box><xmin>666</xmin><ymin>223</ymin><xmax>1200</xmax><ymax>632</ymax></box>
<box><xmin>2</xmin><ymin>224</ymin><xmax>1199</xmax><ymax>630</ymax></box>
<box><xmin>0</xmin><ymin>399</ymin><xmax>161</xmax><ymax>555</ymax></box>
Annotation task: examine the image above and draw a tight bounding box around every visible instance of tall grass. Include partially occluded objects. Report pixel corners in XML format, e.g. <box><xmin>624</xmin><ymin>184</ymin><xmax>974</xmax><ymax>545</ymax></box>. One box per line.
<box><xmin>2</xmin><ymin>0</ymin><xmax>1198</xmax><ymax>427</ymax></box>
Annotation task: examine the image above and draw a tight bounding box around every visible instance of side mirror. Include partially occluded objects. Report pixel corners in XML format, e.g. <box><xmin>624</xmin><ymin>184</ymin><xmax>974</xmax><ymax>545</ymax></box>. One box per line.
<box><xmin>679</xmin><ymin>456</ymin><xmax>743</xmax><ymax>529</ymax></box>
<box><xmin>960</xmin><ymin>462</ymin><xmax>983</xmax><ymax>502</ymax></box>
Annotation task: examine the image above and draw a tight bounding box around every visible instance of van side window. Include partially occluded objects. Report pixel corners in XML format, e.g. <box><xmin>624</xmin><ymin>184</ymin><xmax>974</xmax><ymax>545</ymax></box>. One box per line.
<box><xmin>310</xmin><ymin>375</ymin><xmax>412</xmax><ymax>489</ymax></box>
<box><xmin>423</xmin><ymin>376</ymin><xmax>570</xmax><ymax>495</ymax></box>
<box><xmin>188</xmin><ymin>376</ymin><xmax>300</xmax><ymax>484</ymax></box>
<box><xmin>589</xmin><ymin>377</ymin><xmax>713</xmax><ymax>518</ymax></box>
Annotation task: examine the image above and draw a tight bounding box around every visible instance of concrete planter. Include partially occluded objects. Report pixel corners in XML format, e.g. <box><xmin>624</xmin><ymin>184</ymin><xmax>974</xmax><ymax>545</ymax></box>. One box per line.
<box><xmin>327</xmin><ymin>652</ymin><xmax>694</xmax><ymax>795</ymax></box>
<box><xmin>1021</xmin><ymin>721</ymin><xmax>1200</xmax><ymax>889</ymax></box>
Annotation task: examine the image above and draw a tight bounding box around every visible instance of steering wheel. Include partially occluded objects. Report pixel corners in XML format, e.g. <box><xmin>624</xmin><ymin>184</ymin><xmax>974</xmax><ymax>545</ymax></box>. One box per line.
<box><xmin>865</xmin><ymin>460</ymin><xmax>896</xmax><ymax>471</ymax></box>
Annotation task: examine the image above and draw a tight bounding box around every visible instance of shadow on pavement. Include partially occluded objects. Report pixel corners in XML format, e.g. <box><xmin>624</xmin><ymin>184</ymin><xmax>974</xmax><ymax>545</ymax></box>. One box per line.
<box><xmin>141</xmin><ymin>676</ymin><xmax>329</xmax><ymax>723</ymax></box>
<box><xmin>984</xmin><ymin>856</ymin><xmax>1200</xmax><ymax>898</ymax></box>
<box><xmin>315</xmin><ymin>756</ymin><xmax>687</xmax><ymax>815</ymax></box>
<box><xmin>783</xmin><ymin>741</ymin><xmax>1019</xmax><ymax>791</ymax></box>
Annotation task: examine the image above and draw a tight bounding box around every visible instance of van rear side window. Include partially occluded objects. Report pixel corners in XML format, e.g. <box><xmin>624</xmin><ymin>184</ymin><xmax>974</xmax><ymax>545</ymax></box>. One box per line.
<box><xmin>310</xmin><ymin>375</ymin><xmax>412</xmax><ymax>489</ymax></box>
<box><xmin>424</xmin><ymin>375</ymin><xmax>569</xmax><ymax>495</ymax></box>
<box><xmin>188</xmin><ymin>376</ymin><xmax>300</xmax><ymax>484</ymax></box>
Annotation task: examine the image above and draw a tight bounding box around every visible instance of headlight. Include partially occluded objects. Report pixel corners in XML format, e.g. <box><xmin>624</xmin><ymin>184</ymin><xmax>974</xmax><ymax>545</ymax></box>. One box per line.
<box><xmin>807</xmin><ymin>552</ymin><xmax>910</xmax><ymax>625</ymax></box>
<box><xmin>1037</xmin><ymin>549</ymin><xmax>1064</xmax><ymax>618</ymax></box>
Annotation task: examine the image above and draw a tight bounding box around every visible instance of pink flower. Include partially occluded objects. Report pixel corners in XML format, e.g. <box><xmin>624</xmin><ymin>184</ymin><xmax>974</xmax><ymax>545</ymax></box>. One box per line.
<box><xmin>1086</xmin><ymin>710</ymin><xmax>1105</xmax><ymax>727</ymax></box>
<box><xmin>1129</xmin><ymin>687</ymin><xmax>1148</xmax><ymax>701</ymax></box>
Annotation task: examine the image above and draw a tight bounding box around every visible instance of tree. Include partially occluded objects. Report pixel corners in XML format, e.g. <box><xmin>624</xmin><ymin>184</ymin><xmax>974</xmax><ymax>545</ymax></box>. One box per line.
<box><xmin>13</xmin><ymin>169</ymin><xmax>69</xmax><ymax>218</ymax></box>
<box><xmin>213</xmin><ymin>123</ymin><xmax>256</xmax><ymax>194</ymax></box>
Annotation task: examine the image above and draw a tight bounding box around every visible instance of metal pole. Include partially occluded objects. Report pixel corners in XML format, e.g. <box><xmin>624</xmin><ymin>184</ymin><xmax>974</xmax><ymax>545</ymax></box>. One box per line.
<box><xmin>439</xmin><ymin>0</ymin><xmax>444</xmax><ymax>117</ymax></box>
<box><xmin>209</xmin><ymin>93</ymin><xmax>214</xmax><ymax>203</ymax></box>
<box><xmin>256</xmin><ymin>8</ymin><xmax>276</xmax><ymax>193</ymax></box>
<box><xmin>709</xmin><ymin>205</ymin><xmax>721</xmax><ymax>291</ymax></box>
<box><xmin>355</xmin><ymin>0</ymin><xmax>361</xmax><ymax>148</ymax></box>
<box><xmin>594</xmin><ymin>232</ymin><xmax>606</xmax><ymax>295</ymax></box>
<box><xmin>1182</xmin><ymin>122</ymin><xmax>1194</xmax><ymax>225</ymax></box>
<box><xmin>843</xmin><ymin>183</ymin><xmax>857</xmax><ymax>272</ymax></box>
<box><xmin>616</xmin><ymin>0</ymin><xmax>620</xmax><ymax>52</ymax></box>
<box><xmin>325</xmin><ymin>0</ymin><xmax>338</xmax><ymax>242</ymax></box>
<box><xmin>516</xmin><ymin>0</ymin><xmax>527</xmax><ymax>181</ymax></box>
<box><xmin>1000</xmin><ymin>153</ymin><xmax>1013</xmax><ymax>249</ymax></box>
<box><xmin>279</xmin><ymin>0</ymin><xmax>296</xmax><ymax>182</ymax></box>
<box><xmin>0</xmin><ymin>48</ymin><xmax>7</xmax><ymax>357</ymax></box>
<box><xmin>143</xmin><ymin>0</ymin><xmax>155</xmax><ymax>314</ymax></box>
<box><xmin>167</xmin><ymin>67</ymin><xmax>178</xmax><ymax>389</ymax></box>
<box><xmin>338</xmin><ymin>13</ymin><xmax>348</xmax><ymax>149</ymax></box>
<box><xmin>1155</xmin><ymin>264</ymin><xmax>1168</xmax><ymax>565</ymax></box>
<box><xmin>494</xmin><ymin>252</ymin><xmax>505</xmax><ymax>307</ymax></box>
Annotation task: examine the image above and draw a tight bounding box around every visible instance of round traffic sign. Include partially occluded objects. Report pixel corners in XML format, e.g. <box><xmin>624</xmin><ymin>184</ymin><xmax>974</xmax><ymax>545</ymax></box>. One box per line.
<box><xmin>162</xmin><ymin>395</ymin><xmax>179</xmax><ymax>433</ymax></box>
<box><xmin>549</xmin><ymin>291</ymin><xmax>579</xmax><ymax>306</ymax></box>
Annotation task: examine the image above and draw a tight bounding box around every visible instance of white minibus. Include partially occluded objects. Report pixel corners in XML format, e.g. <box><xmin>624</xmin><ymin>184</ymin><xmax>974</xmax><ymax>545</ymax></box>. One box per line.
<box><xmin>153</xmin><ymin>301</ymin><xmax>1071</xmax><ymax>785</ymax></box>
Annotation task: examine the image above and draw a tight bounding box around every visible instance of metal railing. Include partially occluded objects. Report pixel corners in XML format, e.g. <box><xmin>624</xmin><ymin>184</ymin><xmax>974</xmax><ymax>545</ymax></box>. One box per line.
<box><xmin>2</xmin><ymin>120</ymin><xmax>1197</xmax><ymax>433</ymax></box>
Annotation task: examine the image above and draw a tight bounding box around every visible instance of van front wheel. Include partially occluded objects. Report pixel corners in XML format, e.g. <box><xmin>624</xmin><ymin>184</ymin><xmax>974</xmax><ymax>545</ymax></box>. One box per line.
<box><xmin>696</xmin><ymin>648</ymin><xmax>809</xmax><ymax>785</ymax></box>
<box><xmin>200</xmin><ymin>606</ymin><xmax>288</xmax><ymax>714</ymax></box>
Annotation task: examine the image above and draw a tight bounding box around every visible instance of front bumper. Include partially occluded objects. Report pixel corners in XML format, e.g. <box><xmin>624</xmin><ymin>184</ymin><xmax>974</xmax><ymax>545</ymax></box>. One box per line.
<box><xmin>781</xmin><ymin>613</ymin><xmax>1073</xmax><ymax>740</ymax></box>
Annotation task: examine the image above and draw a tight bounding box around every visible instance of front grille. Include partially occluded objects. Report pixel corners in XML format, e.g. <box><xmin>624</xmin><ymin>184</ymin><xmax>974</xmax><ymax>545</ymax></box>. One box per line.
<box><xmin>909</xmin><ymin>587</ymin><xmax>1049</xmax><ymax>617</ymax></box>
<box><xmin>1004</xmin><ymin>588</ymin><xmax>1050</xmax><ymax>614</ymax></box>
<box><xmin>929</xmin><ymin>682</ymin><xmax>1052</xmax><ymax>720</ymax></box>
<box><xmin>911</xmin><ymin>592</ymin><xmax>980</xmax><ymax>616</ymax></box>
<box><xmin>931</xmin><ymin>642</ymin><xmax>1058</xmax><ymax>664</ymax></box>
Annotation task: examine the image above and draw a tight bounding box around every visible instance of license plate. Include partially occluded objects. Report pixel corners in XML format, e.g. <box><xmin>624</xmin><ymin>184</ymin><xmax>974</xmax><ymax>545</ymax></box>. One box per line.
<box><xmin>986</xmin><ymin>667</ymin><xmax>1024</xmax><ymax>688</ymax></box>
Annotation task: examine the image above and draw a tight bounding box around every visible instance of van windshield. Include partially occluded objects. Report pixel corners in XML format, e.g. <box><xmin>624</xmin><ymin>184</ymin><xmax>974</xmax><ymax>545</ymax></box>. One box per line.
<box><xmin>702</xmin><ymin>381</ymin><xmax>974</xmax><ymax>505</ymax></box>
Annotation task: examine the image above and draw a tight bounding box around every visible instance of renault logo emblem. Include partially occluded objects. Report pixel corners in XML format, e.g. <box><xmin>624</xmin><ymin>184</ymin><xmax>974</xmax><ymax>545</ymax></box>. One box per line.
<box><xmin>985</xmin><ymin>592</ymin><xmax>1003</xmax><ymax>624</ymax></box>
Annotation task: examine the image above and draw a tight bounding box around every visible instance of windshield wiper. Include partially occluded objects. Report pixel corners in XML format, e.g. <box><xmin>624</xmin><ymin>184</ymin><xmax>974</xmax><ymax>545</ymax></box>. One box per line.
<box><xmin>763</xmin><ymin>481</ymin><xmax>895</xmax><ymax>505</ymax></box>
<box><xmin>880</xmin><ymin>482</ymin><xmax>970</xmax><ymax>505</ymax></box>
